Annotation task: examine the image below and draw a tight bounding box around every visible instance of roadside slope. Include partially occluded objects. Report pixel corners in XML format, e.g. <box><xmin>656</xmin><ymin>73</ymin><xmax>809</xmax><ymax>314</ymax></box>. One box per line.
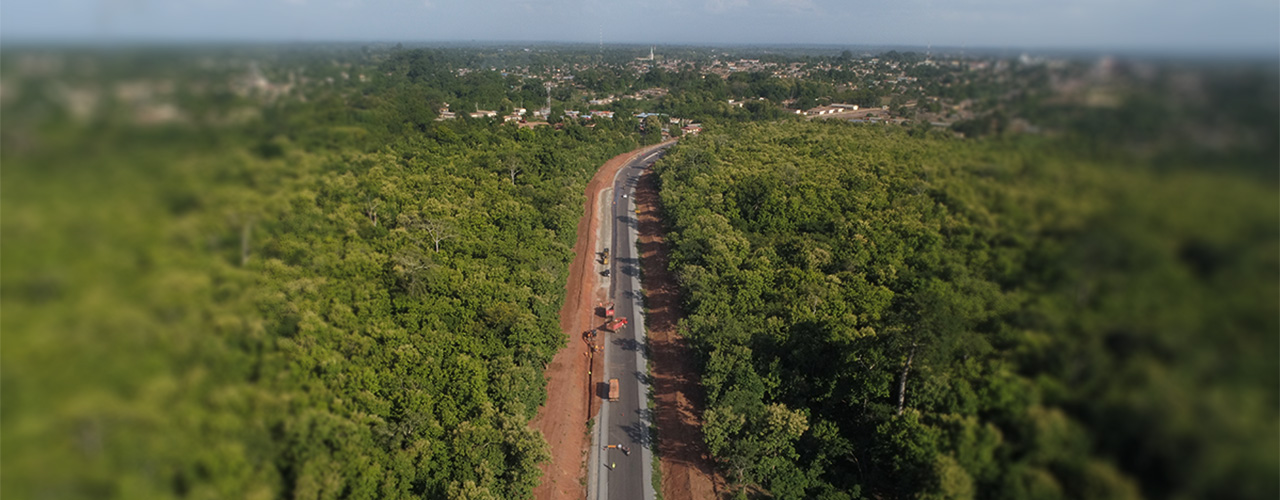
<box><xmin>531</xmin><ymin>142</ymin><xmax>675</xmax><ymax>500</ymax></box>
<box><xmin>634</xmin><ymin>170</ymin><xmax>727</xmax><ymax>500</ymax></box>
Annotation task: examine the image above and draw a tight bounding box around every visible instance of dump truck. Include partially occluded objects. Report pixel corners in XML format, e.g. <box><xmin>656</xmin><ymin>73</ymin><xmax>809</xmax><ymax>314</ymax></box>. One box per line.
<box><xmin>599</xmin><ymin>301</ymin><xmax>615</xmax><ymax>318</ymax></box>
<box><xmin>608</xmin><ymin>379</ymin><xmax>620</xmax><ymax>401</ymax></box>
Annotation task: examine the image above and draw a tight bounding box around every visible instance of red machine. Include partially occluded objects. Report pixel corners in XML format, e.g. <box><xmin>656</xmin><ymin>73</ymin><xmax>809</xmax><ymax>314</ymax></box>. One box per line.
<box><xmin>599</xmin><ymin>301</ymin><xmax>615</xmax><ymax>318</ymax></box>
<box><xmin>604</xmin><ymin>317</ymin><xmax>628</xmax><ymax>331</ymax></box>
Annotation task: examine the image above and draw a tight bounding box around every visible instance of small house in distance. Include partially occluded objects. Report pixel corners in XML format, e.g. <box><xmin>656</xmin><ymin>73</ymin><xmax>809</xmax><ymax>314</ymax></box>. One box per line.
<box><xmin>436</xmin><ymin>103</ymin><xmax>457</xmax><ymax>120</ymax></box>
<box><xmin>805</xmin><ymin>105</ymin><xmax>842</xmax><ymax>116</ymax></box>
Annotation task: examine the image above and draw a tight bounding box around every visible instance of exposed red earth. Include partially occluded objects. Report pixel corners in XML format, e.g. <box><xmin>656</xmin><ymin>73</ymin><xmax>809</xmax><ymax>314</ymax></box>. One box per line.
<box><xmin>634</xmin><ymin>170</ymin><xmax>727</xmax><ymax>500</ymax></box>
<box><xmin>531</xmin><ymin>143</ymin><xmax>674</xmax><ymax>500</ymax></box>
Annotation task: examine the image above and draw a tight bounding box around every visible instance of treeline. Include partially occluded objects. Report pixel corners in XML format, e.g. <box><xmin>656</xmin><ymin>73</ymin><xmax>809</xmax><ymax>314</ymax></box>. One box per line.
<box><xmin>2</xmin><ymin>55</ymin><xmax>640</xmax><ymax>498</ymax></box>
<box><xmin>654</xmin><ymin>121</ymin><xmax>1277</xmax><ymax>499</ymax></box>
<box><xmin>949</xmin><ymin>61</ymin><xmax>1279</xmax><ymax>179</ymax></box>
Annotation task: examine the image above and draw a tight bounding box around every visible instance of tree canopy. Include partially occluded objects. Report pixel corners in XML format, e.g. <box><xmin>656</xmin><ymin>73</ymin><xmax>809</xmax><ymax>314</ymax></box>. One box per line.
<box><xmin>2</xmin><ymin>56</ymin><xmax>640</xmax><ymax>497</ymax></box>
<box><xmin>655</xmin><ymin>121</ymin><xmax>1278</xmax><ymax>499</ymax></box>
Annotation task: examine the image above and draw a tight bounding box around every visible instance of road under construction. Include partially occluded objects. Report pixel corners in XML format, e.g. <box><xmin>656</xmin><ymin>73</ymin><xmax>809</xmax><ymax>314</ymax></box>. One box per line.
<box><xmin>584</xmin><ymin>144</ymin><xmax>672</xmax><ymax>500</ymax></box>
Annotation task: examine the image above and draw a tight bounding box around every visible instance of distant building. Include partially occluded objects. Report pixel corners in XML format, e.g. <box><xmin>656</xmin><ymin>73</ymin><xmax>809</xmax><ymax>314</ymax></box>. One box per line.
<box><xmin>805</xmin><ymin>106</ymin><xmax>842</xmax><ymax>116</ymax></box>
<box><xmin>469</xmin><ymin>110</ymin><xmax>498</xmax><ymax>118</ymax></box>
<box><xmin>436</xmin><ymin>103</ymin><xmax>457</xmax><ymax>120</ymax></box>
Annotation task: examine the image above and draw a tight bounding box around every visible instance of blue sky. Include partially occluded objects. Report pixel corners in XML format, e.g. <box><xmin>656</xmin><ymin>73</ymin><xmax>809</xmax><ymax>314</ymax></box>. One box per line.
<box><xmin>4</xmin><ymin>0</ymin><xmax>1277</xmax><ymax>52</ymax></box>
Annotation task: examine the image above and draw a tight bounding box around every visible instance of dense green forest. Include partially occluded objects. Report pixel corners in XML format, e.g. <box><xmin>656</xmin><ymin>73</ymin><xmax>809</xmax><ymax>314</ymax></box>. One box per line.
<box><xmin>654</xmin><ymin>122</ymin><xmax>1277</xmax><ymax>499</ymax></box>
<box><xmin>3</xmin><ymin>44</ymin><xmax>1275</xmax><ymax>500</ymax></box>
<box><xmin>2</xmin><ymin>51</ymin><xmax>642</xmax><ymax>498</ymax></box>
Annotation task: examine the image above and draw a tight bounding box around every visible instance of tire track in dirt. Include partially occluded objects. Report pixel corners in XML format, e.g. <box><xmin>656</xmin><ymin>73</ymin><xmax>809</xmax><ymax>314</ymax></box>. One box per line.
<box><xmin>634</xmin><ymin>169</ymin><xmax>727</xmax><ymax>500</ymax></box>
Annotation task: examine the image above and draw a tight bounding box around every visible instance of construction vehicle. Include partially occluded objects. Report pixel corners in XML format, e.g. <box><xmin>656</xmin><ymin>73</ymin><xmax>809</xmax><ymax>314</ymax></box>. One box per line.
<box><xmin>608</xmin><ymin>379</ymin><xmax>620</xmax><ymax>401</ymax></box>
<box><xmin>604</xmin><ymin>317</ymin><xmax>628</xmax><ymax>332</ymax></box>
<box><xmin>598</xmin><ymin>301</ymin><xmax>615</xmax><ymax>318</ymax></box>
<box><xmin>601</xmin><ymin>248</ymin><xmax>610</xmax><ymax>266</ymax></box>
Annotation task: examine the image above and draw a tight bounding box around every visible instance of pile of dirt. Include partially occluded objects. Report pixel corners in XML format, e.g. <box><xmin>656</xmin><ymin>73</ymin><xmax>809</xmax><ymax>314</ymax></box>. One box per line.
<box><xmin>634</xmin><ymin>171</ymin><xmax>727</xmax><ymax>500</ymax></box>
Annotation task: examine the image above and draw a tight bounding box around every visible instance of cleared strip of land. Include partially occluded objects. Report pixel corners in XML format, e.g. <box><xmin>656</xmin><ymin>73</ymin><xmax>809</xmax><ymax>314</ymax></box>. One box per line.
<box><xmin>634</xmin><ymin>169</ymin><xmax>727</xmax><ymax>500</ymax></box>
<box><xmin>532</xmin><ymin>142</ymin><xmax>677</xmax><ymax>500</ymax></box>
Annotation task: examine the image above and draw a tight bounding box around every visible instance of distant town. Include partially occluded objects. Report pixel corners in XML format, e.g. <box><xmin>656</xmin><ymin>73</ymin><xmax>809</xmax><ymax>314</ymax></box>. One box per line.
<box><xmin>3</xmin><ymin>44</ymin><xmax>1261</xmax><ymax>152</ymax></box>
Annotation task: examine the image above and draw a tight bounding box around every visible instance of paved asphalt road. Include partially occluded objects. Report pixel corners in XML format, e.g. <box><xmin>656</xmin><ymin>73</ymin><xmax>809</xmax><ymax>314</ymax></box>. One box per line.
<box><xmin>593</xmin><ymin>145</ymin><xmax>670</xmax><ymax>500</ymax></box>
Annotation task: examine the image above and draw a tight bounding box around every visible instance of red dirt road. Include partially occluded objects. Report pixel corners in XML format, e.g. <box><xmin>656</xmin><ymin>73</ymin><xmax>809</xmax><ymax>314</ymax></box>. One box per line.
<box><xmin>635</xmin><ymin>170</ymin><xmax>727</xmax><ymax>500</ymax></box>
<box><xmin>531</xmin><ymin>143</ymin><xmax>673</xmax><ymax>500</ymax></box>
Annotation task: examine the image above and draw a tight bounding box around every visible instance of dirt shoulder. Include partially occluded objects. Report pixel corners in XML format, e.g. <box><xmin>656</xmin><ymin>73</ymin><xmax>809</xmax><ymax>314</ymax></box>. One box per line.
<box><xmin>634</xmin><ymin>170</ymin><xmax>727</xmax><ymax>500</ymax></box>
<box><xmin>531</xmin><ymin>142</ymin><xmax>673</xmax><ymax>500</ymax></box>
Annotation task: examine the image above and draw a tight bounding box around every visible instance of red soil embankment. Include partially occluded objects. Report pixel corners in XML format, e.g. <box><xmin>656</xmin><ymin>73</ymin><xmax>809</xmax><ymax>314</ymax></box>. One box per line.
<box><xmin>531</xmin><ymin>142</ymin><xmax>674</xmax><ymax>500</ymax></box>
<box><xmin>635</xmin><ymin>170</ymin><xmax>727</xmax><ymax>500</ymax></box>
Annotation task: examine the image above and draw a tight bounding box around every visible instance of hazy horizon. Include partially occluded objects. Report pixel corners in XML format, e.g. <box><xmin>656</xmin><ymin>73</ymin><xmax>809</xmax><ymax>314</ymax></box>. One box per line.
<box><xmin>4</xmin><ymin>0</ymin><xmax>1277</xmax><ymax>55</ymax></box>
